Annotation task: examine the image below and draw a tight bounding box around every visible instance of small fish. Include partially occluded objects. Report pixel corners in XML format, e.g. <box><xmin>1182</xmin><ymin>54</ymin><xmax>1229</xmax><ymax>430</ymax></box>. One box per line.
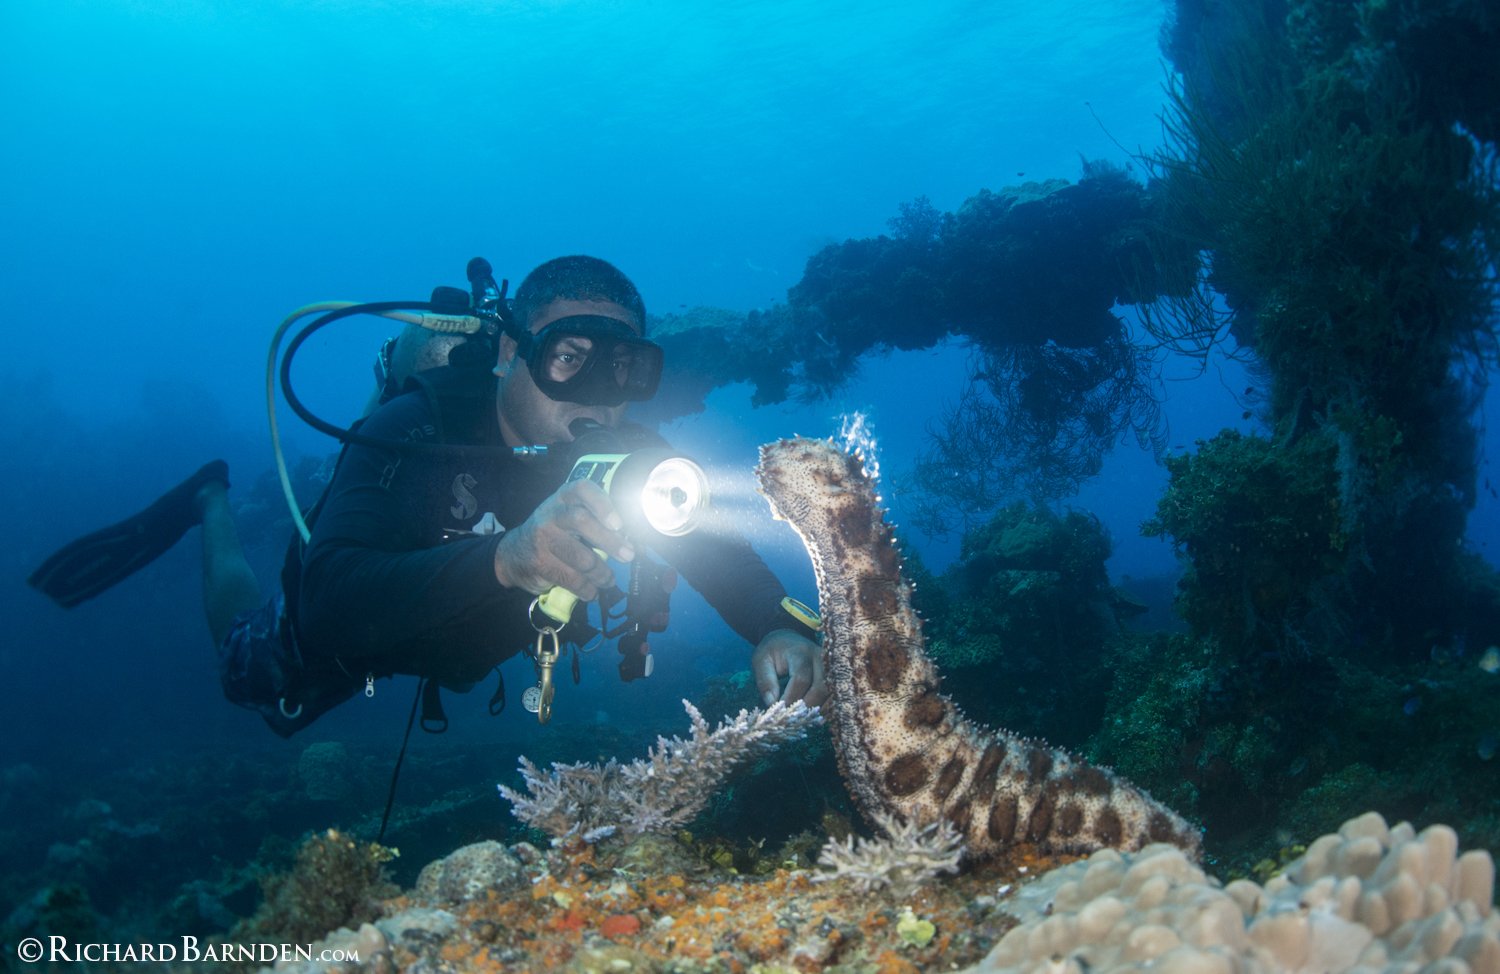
<box><xmin>1403</xmin><ymin>696</ymin><xmax>1422</xmax><ymax>716</ymax></box>
<box><xmin>1479</xmin><ymin>645</ymin><xmax>1500</xmax><ymax>674</ymax></box>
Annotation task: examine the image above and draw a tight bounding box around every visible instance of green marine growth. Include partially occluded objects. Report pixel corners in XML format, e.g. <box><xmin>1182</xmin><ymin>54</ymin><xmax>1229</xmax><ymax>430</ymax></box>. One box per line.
<box><xmin>1124</xmin><ymin>426</ymin><xmax>1500</xmax><ymax>856</ymax></box>
<box><xmin>921</xmin><ymin>502</ymin><xmax>1122</xmax><ymax>748</ymax></box>
<box><xmin>1124</xmin><ymin>431</ymin><xmax>1359</xmax><ymax>838</ymax></box>
<box><xmin>232</xmin><ymin>829</ymin><xmax>398</xmax><ymax>950</ymax></box>
<box><xmin>1143</xmin><ymin>429</ymin><xmax>1345</xmax><ymax>657</ymax></box>
<box><xmin>1145</xmin><ymin>0</ymin><xmax>1500</xmax><ymax>666</ymax></box>
<box><xmin>1088</xmin><ymin>632</ymin><xmax>1213</xmax><ymax>818</ymax></box>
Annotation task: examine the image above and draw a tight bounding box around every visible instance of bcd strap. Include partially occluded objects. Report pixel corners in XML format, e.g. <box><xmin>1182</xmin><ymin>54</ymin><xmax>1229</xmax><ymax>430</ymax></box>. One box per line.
<box><xmin>406</xmin><ymin>365</ymin><xmax>499</xmax><ymax>446</ymax></box>
<box><xmin>420</xmin><ymin>677</ymin><xmax>449</xmax><ymax>733</ymax></box>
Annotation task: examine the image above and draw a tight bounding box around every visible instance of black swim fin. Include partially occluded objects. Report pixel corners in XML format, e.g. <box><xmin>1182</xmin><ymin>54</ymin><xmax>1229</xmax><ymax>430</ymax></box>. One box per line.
<box><xmin>28</xmin><ymin>460</ymin><xmax>231</xmax><ymax>608</ymax></box>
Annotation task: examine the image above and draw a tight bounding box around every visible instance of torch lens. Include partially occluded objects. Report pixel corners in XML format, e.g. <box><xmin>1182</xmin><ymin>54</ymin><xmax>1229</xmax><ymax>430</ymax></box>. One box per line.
<box><xmin>640</xmin><ymin>457</ymin><xmax>708</xmax><ymax>536</ymax></box>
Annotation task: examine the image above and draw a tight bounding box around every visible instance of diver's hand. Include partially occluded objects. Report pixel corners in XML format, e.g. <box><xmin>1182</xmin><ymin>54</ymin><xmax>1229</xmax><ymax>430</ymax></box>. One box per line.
<box><xmin>493</xmin><ymin>479</ymin><xmax>634</xmax><ymax>598</ymax></box>
<box><xmin>751</xmin><ymin>629</ymin><xmax>827</xmax><ymax>709</ymax></box>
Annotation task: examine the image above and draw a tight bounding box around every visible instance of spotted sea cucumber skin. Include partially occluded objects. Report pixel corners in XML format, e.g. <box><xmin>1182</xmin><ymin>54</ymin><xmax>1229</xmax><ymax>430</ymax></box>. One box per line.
<box><xmin>757</xmin><ymin>437</ymin><xmax>1201</xmax><ymax>859</ymax></box>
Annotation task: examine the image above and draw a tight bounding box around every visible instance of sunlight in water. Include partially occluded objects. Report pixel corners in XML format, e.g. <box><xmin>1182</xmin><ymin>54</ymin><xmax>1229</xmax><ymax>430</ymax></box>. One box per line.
<box><xmin>838</xmin><ymin>413</ymin><xmax>880</xmax><ymax>484</ymax></box>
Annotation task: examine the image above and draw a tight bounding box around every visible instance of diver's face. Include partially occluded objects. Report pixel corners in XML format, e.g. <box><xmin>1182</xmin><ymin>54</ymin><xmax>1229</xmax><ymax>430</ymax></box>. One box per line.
<box><xmin>495</xmin><ymin>298</ymin><xmax>641</xmax><ymax>448</ymax></box>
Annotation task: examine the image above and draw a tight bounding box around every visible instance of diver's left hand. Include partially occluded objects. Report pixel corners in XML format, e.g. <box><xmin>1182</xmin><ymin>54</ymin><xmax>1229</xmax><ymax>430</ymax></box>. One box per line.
<box><xmin>751</xmin><ymin>629</ymin><xmax>827</xmax><ymax>709</ymax></box>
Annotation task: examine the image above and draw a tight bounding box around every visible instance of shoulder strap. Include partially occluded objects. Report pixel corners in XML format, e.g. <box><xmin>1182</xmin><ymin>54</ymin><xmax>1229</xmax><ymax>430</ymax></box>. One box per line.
<box><xmin>405</xmin><ymin>365</ymin><xmax>498</xmax><ymax>446</ymax></box>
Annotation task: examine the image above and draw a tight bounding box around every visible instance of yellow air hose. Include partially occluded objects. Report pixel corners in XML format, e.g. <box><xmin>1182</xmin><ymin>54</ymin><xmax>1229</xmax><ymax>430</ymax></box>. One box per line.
<box><xmin>267</xmin><ymin>302</ymin><xmax>357</xmax><ymax>543</ymax></box>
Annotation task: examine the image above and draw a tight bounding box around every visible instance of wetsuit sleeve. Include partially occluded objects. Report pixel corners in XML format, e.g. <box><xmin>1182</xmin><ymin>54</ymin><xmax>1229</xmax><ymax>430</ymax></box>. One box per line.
<box><xmin>652</xmin><ymin>524</ymin><xmax>816</xmax><ymax>648</ymax></box>
<box><xmin>296</xmin><ymin>395</ymin><xmax>531</xmax><ymax>668</ymax></box>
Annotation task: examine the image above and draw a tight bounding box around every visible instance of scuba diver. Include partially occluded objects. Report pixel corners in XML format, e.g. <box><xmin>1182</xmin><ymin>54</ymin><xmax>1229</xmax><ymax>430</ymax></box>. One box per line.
<box><xmin>29</xmin><ymin>255</ymin><xmax>826</xmax><ymax>738</ymax></box>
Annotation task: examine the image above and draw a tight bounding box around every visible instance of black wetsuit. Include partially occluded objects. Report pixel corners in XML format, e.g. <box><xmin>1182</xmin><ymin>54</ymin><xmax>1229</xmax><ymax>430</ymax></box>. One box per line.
<box><xmin>294</xmin><ymin>369</ymin><xmax>800</xmax><ymax>696</ymax></box>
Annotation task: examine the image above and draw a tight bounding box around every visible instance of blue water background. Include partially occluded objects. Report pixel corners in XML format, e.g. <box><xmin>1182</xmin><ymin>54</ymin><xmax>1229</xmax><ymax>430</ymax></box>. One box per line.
<box><xmin>1</xmin><ymin>0</ymin><xmax>1496</xmax><ymax>859</ymax></box>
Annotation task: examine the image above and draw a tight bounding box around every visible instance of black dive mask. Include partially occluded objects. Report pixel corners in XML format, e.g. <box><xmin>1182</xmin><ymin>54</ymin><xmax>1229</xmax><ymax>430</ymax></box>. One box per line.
<box><xmin>512</xmin><ymin>315</ymin><xmax>663</xmax><ymax>407</ymax></box>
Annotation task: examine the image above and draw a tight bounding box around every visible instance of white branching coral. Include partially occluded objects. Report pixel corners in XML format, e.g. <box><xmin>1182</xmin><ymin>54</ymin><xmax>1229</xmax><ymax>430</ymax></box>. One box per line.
<box><xmin>497</xmin><ymin>700</ymin><xmax>822</xmax><ymax>842</ymax></box>
<box><xmin>814</xmin><ymin>809</ymin><xmax>966</xmax><ymax>897</ymax></box>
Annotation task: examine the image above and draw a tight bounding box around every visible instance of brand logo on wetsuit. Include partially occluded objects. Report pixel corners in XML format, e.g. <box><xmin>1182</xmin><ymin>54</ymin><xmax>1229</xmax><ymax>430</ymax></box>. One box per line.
<box><xmin>451</xmin><ymin>473</ymin><xmax>478</xmax><ymax>519</ymax></box>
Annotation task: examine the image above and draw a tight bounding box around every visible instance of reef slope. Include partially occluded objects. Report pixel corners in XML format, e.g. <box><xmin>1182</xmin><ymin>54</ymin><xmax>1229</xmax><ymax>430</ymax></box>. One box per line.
<box><xmin>757</xmin><ymin>436</ymin><xmax>1200</xmax><ymax>858</ymax></box>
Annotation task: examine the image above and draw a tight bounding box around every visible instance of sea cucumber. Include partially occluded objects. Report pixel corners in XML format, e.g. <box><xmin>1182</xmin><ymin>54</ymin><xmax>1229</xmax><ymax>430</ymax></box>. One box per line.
<box><xmin>756</xmin><ymin>435</ymin><xmax>1200</xmax><ymax>859</ymax></box>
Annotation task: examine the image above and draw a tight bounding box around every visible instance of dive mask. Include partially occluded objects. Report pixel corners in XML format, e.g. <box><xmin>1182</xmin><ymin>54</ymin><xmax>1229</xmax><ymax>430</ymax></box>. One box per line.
<box><xmin>512</xmin><ymin>314</ymin><xmax>663</xmax><ymax>407</ymax></box>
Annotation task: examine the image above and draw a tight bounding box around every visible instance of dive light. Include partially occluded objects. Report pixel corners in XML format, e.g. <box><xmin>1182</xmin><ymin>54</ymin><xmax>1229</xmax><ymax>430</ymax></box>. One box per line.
<box><xmin>533</xmin><ymin>448</ymin><xmax>710</xmax><ymax>627</ymax></box>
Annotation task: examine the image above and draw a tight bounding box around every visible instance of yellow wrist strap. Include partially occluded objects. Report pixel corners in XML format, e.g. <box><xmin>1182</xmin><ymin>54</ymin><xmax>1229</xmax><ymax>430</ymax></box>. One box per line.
<box><xmin>780</xmin><ymin>596</ymin><xmax>822</xmax><ymax>631</ymax></box>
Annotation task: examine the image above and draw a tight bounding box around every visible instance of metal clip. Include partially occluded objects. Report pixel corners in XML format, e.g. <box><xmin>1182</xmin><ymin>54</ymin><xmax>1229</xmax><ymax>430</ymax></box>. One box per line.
<box><xmin>530</xmin><ymin>627</ymin><xmax>560</xmax><ymax>724</ymax></box>
<box><xmin>364</xmin><ymin>673</ymin><xmax>375</xmax><ymax>698</ymax></box>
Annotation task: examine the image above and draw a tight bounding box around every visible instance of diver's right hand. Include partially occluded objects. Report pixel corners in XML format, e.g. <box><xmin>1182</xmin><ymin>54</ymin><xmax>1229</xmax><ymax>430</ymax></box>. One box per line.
<box><xmin>492</xmin><ymin>479</ymin><xmax>635</xmax><ymax>598</ymax></box>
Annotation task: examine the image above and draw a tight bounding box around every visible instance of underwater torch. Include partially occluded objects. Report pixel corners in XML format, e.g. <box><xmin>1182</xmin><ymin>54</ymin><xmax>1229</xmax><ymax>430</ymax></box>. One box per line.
<box><xmin>522</xmin><ymin>433</ymin><xmax>709</xmax><ymax>724</ymax></box>
<box><xmin>533</xmin><ymin>446</ymin><xmax>710</xmax><ymax>626</ymax></box>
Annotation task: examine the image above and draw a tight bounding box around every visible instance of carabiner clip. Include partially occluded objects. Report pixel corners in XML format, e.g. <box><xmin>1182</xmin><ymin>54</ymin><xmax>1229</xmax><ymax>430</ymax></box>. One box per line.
<box><xmin>530</xmin><ymin>627</ymin><xmax>560</xmax><ymax>724</ymax></box>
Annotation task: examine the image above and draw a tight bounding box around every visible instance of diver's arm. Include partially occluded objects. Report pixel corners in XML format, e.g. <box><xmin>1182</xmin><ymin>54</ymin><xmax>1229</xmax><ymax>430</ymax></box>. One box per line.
<box><xmin>654</xmin><ymin>526</ymin><xmax>816</xmax><ymax>647</ymax></box>
<box><xmin>662</xmin><ymin>528</ymin><xmax>826</xmax><ymax>707</ymax></box>
<box><xmin>657</xmin><ymin>519</ymin><xmax>827</xmax><ymax>706</ymax></box>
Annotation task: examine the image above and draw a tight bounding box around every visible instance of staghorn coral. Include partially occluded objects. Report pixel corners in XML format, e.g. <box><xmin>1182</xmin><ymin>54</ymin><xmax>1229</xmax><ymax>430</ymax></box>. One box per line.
<box><xmin>756</xmin><ymin>434</ymin><xmax>1200</xmax><ymax>860</ymax></box>
<box><xmin>496</xmin><ymin>700</ymin><xmax>822</xmax><ymax>841</ymax></box>
<box><xmin>813</xmin><ymin>808</ymin><xmax>965</xmax><ymax>898</ymax></box>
